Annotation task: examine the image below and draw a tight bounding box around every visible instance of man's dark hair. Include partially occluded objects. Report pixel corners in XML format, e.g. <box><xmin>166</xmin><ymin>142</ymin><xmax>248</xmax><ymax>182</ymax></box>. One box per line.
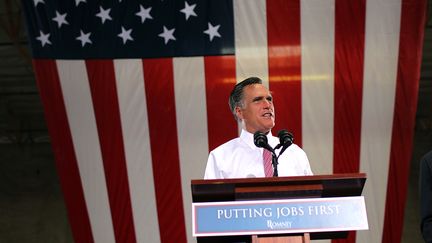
<box><xmin>229</xmin><ymin>77</ymin><xmax>263</xmax><ymax>121</ymax></box>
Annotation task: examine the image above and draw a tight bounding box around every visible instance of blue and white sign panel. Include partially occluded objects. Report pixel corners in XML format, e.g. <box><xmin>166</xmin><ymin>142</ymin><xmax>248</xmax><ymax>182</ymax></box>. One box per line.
<box><xmin>192</xmin><ymin>196</ymin><xmax>368</xmax><ymax>237</ymax></box>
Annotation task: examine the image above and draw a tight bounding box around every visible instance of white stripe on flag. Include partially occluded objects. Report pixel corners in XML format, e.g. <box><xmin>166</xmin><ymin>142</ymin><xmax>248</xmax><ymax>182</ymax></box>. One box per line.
<box><xmin>173</xmin><ymin>57</ymin><xmax>209</xmax><ymax>243</ymax></box>
<box><xmin>114</xmin><ymin>59</ymin><xmax>161</xmax><ymax>243</ymax></box>
<box><xmin>301</xmin><ymin>0</ymin><xmax>335</xmax><ymax>176</ymax></box>
<box><xmin>358</xmin><ymin>0</ymin><xmax>402</xmax><ymax>242</ymax></box>
<box><xmin>234</xmin><ymin>0</ymin><xmax>269</xmax><ymax>85</ymax></box>
<box><xmin>56</xmin><ymin>60</ymin><xmax>116</xmax><ymax>243</ymax></box>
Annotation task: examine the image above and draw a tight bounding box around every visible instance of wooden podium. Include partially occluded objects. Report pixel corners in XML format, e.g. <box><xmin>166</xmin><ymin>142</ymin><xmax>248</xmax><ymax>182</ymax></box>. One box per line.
<box><xmin>191</xmin><ymin>173</ymin><xmax>366</xmax><ymax>243</ymax></box>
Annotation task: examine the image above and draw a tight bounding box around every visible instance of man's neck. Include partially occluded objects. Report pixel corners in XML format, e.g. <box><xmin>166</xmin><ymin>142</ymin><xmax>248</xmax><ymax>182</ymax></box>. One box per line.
<box><xmin>247</xmin><ymin>129</ymin><xmax>271</xmax><ymax>135</ymax></box>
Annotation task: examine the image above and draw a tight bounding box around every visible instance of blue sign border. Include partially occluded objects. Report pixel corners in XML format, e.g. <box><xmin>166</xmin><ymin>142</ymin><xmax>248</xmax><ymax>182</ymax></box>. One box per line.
<box><xmin>192</xmin><ymin>196</ymin><xmax>368</xmax><ymax>237</ymax></box>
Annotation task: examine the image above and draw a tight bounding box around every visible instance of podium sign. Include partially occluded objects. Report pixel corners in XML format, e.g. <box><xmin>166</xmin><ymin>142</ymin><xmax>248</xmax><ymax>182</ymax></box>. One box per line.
<box><xmin>192</xmin><ymin>196</ymin><xmax>368</xmax><ymax>237</ymax></box>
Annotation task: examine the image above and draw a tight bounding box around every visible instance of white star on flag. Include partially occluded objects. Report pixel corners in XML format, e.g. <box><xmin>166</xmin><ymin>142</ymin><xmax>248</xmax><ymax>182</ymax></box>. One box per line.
<box><xmin>158</xmin><ymin>26</ymin><xmax>176</xmax><ymax>44</ymax></box>
<box><xmin>136</xmin><ymin>5</ymin><xmax>152</xmax><ymax>23</ymax></box>
<box><xmin>75</xmin><ymin>0</ymin><xmax>86</xmax><ymax>6</ymax></box>
<box><xmin>180</xmin><ymin>2</ymin><xmax>197</xmax><ymax>20</ymax></box>
<box><xmin>76</xmin><ymin>30</ymin><xmax>92</xmax><ymax>47</ymax></box>
<box><xmin>118</xmin><ymin>27</ymin><xmax>133</xmax><ymax>44</ymax></box>
<box><xmin>33</xmin><ymin>0</ymin><xmax>44</xmax><ymax>6</ymax></box>
<box><xmin>52</xmin><ymin>11</ymin><xmax>69</xmax><ymax>28</ymax></box>
<box><xmin>96</xmin><ymin>7</ymin><xmax>112</xmax><ymax>24</ymax></box>
<box><xmin>36</xmin><ymin>31</ymin><xmax>51</xmax><ymax>47</ymax></box>
<box><xmin>203</xmin><ymin>22</ymin><xmax>221</xmax><ymax>41</ymax></box>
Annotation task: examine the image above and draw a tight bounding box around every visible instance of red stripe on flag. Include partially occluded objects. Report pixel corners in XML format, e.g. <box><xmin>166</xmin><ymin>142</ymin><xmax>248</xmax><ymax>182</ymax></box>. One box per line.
<box><xmin>85</xmin><ymin>60</ymin><xmax>137</xmax><ymax>243</ymax></box>
<box><xmin>332</xmin><ymin>1</ymin><xmax>366</xmax><ymax>242</ymax></box>
<box><xmin>382</xmin><ymin>0</ymin><xmax>427</xmax><ymax>242</ymax></box>
<box><xmin>142</xmin><ymin>58</ymin><xmax>187</xmax><ymax>243</ymax></box>
<box><xmin>267</xmin><ymin>0</ymin><xmax>302</xmax><ymax>145</ymax></box>
<box><xmin>332</xmin><ymin>1</ymin><xmax>366</xmax><ymax>183</ymax></box>
<box><xmin>204</xmin><ymin>56</ymin><xmax>238</xmax><ymax>151</ymax></box>
<box><xmin>33</xmin><ymin>60</ymin><xmax>94</xmax><ymax>243</ymax></box>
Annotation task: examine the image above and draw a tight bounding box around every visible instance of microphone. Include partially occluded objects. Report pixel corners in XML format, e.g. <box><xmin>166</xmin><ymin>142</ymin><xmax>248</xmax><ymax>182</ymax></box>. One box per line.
<box><xmin>253</xmin><ymin>131</ymin><xmax>274</xmax><ymax>153</ymax></box>
<box><xmin>277</xmin><ymin>129</ymin><xmax>294</xmax><ymax>156</ymax></box>
<box><xmin>278</xmin><ymin>129</ymin><xmax>293</xmax><ymax>146</ymax></box>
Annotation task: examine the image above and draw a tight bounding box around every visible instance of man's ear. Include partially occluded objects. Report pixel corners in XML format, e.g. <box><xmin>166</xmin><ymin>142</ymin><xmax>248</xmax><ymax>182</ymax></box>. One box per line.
<box><xmin>235</xmin><ymin>106</ymin><xmax>243</xmax><ymax>120</ymax></box>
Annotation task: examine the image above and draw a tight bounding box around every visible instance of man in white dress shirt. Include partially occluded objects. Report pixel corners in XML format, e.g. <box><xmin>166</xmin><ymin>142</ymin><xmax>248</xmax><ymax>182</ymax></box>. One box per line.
<box><xmin>204</xmin><ymin>77</ymin><xmax>313</xmax><ymax>179</ymax></box>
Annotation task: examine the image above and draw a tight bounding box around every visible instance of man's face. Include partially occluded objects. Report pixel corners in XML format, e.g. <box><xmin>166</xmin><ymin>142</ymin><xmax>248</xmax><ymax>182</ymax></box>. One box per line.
<box><xmin>236</xmin><ymin>84</ymin><xmax>275</xmax><ymax>134</ymax></box>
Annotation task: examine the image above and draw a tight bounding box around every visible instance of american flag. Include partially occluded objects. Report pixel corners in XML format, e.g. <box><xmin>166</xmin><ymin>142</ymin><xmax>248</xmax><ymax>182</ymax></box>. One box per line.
<box><xmin>22</xmin><ymin>0</ymin><xmax>426</xmax><ymax>243</ymax></box>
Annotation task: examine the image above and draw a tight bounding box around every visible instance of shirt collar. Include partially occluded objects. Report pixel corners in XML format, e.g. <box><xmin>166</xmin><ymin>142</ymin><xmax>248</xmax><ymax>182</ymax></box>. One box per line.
<box><xmin>240</xmin><ymin>129</ymin><xmax>274</xmax><ymax>150</ymax></box>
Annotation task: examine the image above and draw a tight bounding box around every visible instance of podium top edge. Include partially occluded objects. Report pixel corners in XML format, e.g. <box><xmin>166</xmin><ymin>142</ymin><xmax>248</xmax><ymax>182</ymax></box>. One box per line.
<box><xmin>191</xmin><ymin>173</ymin><xmax>367</xmax><ymax>185</ymax></box>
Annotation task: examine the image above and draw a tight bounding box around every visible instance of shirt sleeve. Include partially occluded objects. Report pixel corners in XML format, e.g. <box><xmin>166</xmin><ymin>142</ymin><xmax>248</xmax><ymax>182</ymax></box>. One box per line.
<box><xmin>204</xmin><ymin>151</ymin><xmax>222</xmax><ymax>179</ymax></box>
<box><xmin>296</xmin><ymin>145</ymin><xmax>313</xmax><ymax>175</ymax></box>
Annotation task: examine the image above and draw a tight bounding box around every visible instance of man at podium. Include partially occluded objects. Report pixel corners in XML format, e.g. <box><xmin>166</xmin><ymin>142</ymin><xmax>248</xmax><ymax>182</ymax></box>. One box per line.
<box><xmin>204</xmin><ymin>77</ymin><xmax>313</xmax><ymax>179</ymax></box>
<box><xmin>420</xmin><ymin>150</ymin><xmax>432</xmax><ymax>243</ymax></box>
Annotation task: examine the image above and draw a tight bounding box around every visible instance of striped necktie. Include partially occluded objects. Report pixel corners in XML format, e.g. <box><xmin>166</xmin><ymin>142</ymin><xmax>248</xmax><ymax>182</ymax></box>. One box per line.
<box><xmin>263</xmin><ymin>148</ymin><xmax>273</xmax><ymax>177</ymax></box>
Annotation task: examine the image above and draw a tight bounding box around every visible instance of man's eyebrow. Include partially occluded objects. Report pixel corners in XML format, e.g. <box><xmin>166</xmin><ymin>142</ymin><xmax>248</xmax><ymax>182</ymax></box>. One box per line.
<box><xmin>252</xmin><ymin>96</ymin><xmax>264</xmax><ymax>102</ymax></box>
<box><xmin>251</xmin><ymin>93</ymin><xmax>273</xmax><ymax>101</ymax></box>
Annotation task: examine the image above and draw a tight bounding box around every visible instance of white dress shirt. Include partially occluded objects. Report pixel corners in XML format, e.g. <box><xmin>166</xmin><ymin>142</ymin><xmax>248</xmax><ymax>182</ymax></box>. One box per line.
<box><xmin>204</xmin><ymin>129</ymin><xmax>313</xmax><ymax>179</ymax></box>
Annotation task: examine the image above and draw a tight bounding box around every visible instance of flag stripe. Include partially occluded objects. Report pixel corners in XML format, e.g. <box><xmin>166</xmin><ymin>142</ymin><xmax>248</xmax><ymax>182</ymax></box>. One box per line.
<box><xmin>234</xmin><ymin>0</ymin><xmax>269</xmax><ymax>84</ymax></box>
<box><xmin>204</xmin><ymin>56</ymin><xmax>238</xmax><ymax>151</ymax></box>
<box><xmin>143</xmin><ymin>59</ymin><xmax>187</xmax><ymax>243</ymax></box>
<box><xmin>267</xmin><ymin>0</ymin><xmax>303</xmax><ymax>145</ymax></box>
<box><xmin>382</xmin><ymin>0</ymin><xmax>427</xmax><ymax>241</ymax></box>
<box><xmin>332</xmin><ymin>1</ymin><xmax>366</xmax><ymax>242</ymax></box>
<box><xmin>85</xmin><ymin>60</ymin><xmax>137</xmax><ymax>243</ymax></box>
<box><xmin>173</xmin><ymin>57</ymin><xmax>210</xmax><ymax>243</ymax></box>
<box><xmin>56</xmin><ymin>60</ymin><xmax>116</xmax><ymax>243</ymax></box>
<box><xmin>114</xmin><ymin>59</ymin><xmax>161</xmax><ymax>243</ymax></box>
<box><xmin>33</xmin><ymin>60</ymin><xmax>95</xmax><ymax>243</ymax></box>
<box><xmin>333</xmin><ymin>0</ymin><xmax>365</xmax><ymax>174</ymax></box>
<box><xmin>301</xmin><ymin>0</ymin><xmax>335</xmax><ymax>175</ymax></box>
<box><xmin>358</xmin><ymin>0</ymin><xmax>402</xmax><ymax>242</ymax></box>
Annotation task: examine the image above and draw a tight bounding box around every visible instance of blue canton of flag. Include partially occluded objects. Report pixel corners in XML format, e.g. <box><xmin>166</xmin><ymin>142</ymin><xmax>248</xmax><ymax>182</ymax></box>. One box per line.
<box><xmin>22</xmin><ymin>0</ymin><xmax>235</xmax><ymax>59</ymax></box>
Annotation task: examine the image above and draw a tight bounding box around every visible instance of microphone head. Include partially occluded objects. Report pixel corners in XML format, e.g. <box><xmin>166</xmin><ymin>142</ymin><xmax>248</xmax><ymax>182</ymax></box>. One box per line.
<box><xmin>253</xmin><ymin>131</ymin><xmax>268</xmax><ymax>148</ymax></box>
<box><xmin>277</xmin><ymin>129</ymin><xmax>294</xmax><ymax>145</ymax></box>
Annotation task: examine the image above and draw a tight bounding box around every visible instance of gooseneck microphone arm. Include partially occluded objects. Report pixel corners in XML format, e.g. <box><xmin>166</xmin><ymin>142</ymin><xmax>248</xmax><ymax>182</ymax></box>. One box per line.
<box><xmin>272</xmin><ymin>154</ymin><xmax>278</xmax><ymax>177</ymax></box>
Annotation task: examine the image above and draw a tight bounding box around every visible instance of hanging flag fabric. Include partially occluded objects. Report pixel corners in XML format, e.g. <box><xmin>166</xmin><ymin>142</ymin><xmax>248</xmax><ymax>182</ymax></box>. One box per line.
<box><xmin>21</xmin><ymin>0</ymin><xmax>427</xmax><ymax>243</ymax></box>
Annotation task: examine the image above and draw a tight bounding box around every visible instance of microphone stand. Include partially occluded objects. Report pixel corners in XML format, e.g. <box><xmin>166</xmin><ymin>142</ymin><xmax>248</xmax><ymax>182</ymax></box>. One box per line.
<box><xmin>271</xmin><ymin>142</ymin><xmax>292</xmax><ymax>177</ymax></box>
<box><xmin>272</xmin><ymin>152</ymin><xmax>278</xmax><ymax>177</ymax></box>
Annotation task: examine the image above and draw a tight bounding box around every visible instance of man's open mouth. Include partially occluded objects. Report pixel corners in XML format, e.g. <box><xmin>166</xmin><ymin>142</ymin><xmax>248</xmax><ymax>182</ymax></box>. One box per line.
<box><xmin>262</xmin><ymin>112</ymin><xmax>273</xmax><ymax>118</ymax></box>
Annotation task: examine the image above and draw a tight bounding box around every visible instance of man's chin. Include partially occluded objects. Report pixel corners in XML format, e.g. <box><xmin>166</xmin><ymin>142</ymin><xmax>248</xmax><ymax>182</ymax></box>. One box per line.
<box><xmin>266</xmin><ymin>122</ymin><xmax>275</xmax><ymax>130</ymax></box>
<box><xmin>261</xmin><ymin>124</ymin><xmax>275</xmax><ymax>133</ymax></box>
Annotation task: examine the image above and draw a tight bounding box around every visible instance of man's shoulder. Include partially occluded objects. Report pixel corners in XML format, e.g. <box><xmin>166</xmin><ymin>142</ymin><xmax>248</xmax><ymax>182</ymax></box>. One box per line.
<box><xmin>285</xmin><ymin>143</ymin><xmax>305</xmax><ymax>153</ymax></box>
<box><xmin>422</xmin><ymin>150</ymin><xmax>432</xmax><ymax>166</ymax></box>
<box><xmin>426</xmin><ymin>150</ymin><xmax>432</xmax><ymax>158</ymax></box>
<box><xmin>210</xmin><ymin>137</ymin><xmax>242</xmax><ymax>154</ymax></box>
